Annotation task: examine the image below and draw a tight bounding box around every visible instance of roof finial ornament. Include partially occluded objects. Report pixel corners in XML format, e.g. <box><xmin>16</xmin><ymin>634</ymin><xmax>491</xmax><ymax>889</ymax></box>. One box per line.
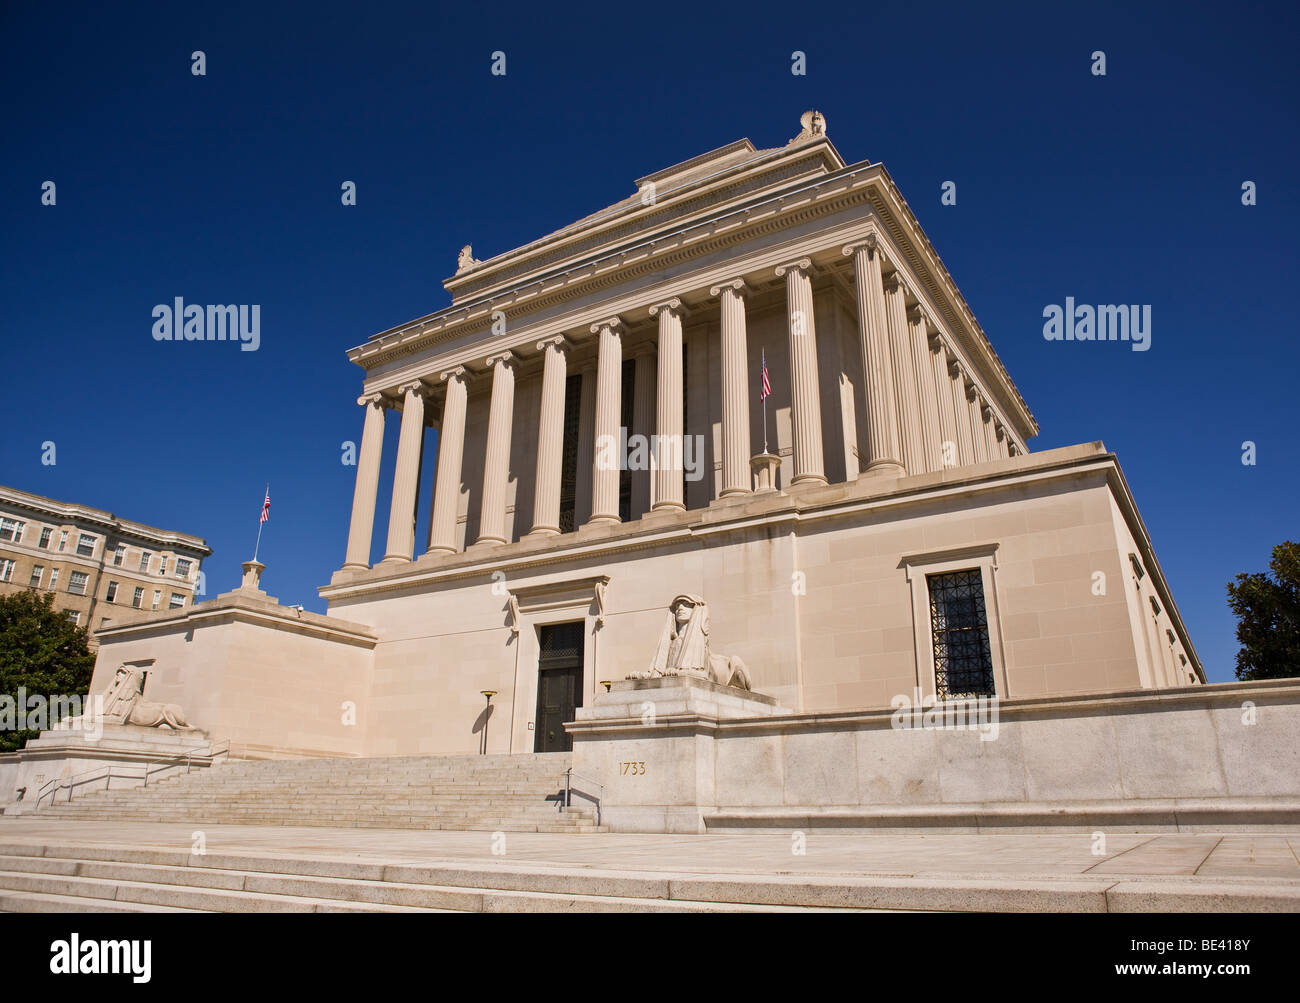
<box><xmin>789</xmin><ymin>110</ymin><xmax>827</xmax><ymax>145</ymax></box>
<box><xmin>456</xmin><ymin>244</ymin><xmax>481</xmax><ymax>274</ymax></box>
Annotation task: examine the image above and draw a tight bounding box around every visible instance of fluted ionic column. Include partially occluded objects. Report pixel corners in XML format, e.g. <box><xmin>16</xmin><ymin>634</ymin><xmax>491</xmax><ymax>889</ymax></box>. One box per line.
<box><xmin>476</xmin><ymin>352</ymin><xmax>517</xmax><ymax>546</ymax></box>
<box><xmin>966</xmin><ymin>380</ymin><xmax>989</xmax><ymax>463</ymax></box>
<box><xmin>950</xmin><ymin>361</ymin><xmax>977</xmax><ymax>466</ymax></box>
<box><xmin>649</xmin><ymin>300</ymin><xmax>687</xmax><ymax>512</ymax></box>
<box><xmin>342</xmin><ymin>393</ymin><xmax>387</xmax><ymax>570</ymax></box>
<box><xmin>529</xmin><ymin>336</ymin><xmax>569</xmax><ymax>536</ymax></box>
<box><xmin>631</xmin><ymin>343</ymin><xmax>656</xmax><ymax>517</ymax></box>
<box><xmin>381</xmin><ymin>381</ymin><xmax>427</xmax><ymax>563</ymax></box>
<box><xmin>587</xmin><ymin>318</ymin><xmax>624</xmax><ymax>525</ymax></box>
<box><xmin>843</xmin><ymin>238</ymin><xmax>903</xmax><ymax>477</ymax></box>
<box><xmin>775</xmin><ymin>258</ymin><xmax>827</xmax><ymax>486</ymax></box>
<box><xmin>884</xmin><ymin>272</ymin><xmax>923</xmax><ymax>474</ymax></box>
<box><xmin>931</xmin><ymin>339</ymin><xmax>961</xmax><ymax>469</ymax></box>
<box><xmin>981</xmin><ymin>401</ymin><xmax>1000</xmax><ymax>461</ymax></box>
<box><xmin>908</xmin><ymin>306</ymin><xmax>943</xmax><ymax>473</ymax></box>
<box><xmin>710</xmin><ymin>279</ymin><xmax>752</xmax><ymax>496</ymax></box>
<box><xmin>426</xmin><ymin>367</ymin><xmax>469</xmax><ymax>555</ymax></box>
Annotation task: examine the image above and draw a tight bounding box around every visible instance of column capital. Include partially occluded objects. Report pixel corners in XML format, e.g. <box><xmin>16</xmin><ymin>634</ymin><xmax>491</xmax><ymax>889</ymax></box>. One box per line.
<box><xmin>883</xmin><ymin>271</ymin><xmax>910</xmax><ymax>296</ymax></box>
<box><xmin>995</xmin><ymin>423</ymin><xmax>1008</xmax><ymax>441</ymax></box>
<box><xmin>439</xmin><ymin>366</ymin><xmax>469</xmax><ymax>384</ymax></box>
<box><xmin>589</xmin><ymin>317</ymin><xmax>626</xmax><ymax>335</ymax></box>
<box><xmin>774</xmin><ymin>257</ymin><xmax>813</xmax><ymax>279</ymax></box>
<box><xmin>928</xmin><ymin>331</ymin><xmax>945</xmax><ymax>354</ymax></box>
<box><xmin>841</xmin><ymin>232</ymin><xmax>880</xmax><ymax>257</ymax></box>
<box><xmin>648</xmin><ymin>297</ymin><xmax>689</xmax><ymax>319</ymax></box>
<box><xmin>357</xmin><ymin>392</ymin><xmax>385</xmax><ymax>408</ymax></box>
<box><xmin>981</xmin><ymin>400</ymin><xmax>994</xmax><ymax>419</ymax></box>
<box><xmin>906</xmin><ymin>305</ymin><xmax>927</xmax><ymax>328</ymax></box>
<box><xmin>484</xmin><ymin>349</ymin><xmax>519</xmax><ymax>370</ymax></box>
<box><xmin>709</xmin><ymin>278</ymin><xmax>750</xmax><ymax>298</ymax></box>
<box><xmin>536</xmin><ymin>334</ymin><xmax>571</xmax><ymax>354</ymax></box>
<box><xmin>395</xmin><ymin>380</ymin><xmax>429</xmax><ymax>403</ymax></box>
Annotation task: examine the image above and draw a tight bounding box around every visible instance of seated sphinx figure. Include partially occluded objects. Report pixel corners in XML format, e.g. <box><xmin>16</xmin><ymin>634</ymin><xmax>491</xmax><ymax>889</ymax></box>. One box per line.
<box><xmin>629</xmin><ymin>594</ymin><xmax>751</xmax><ymax>690</ymax></box>
<box><xmin>100</xmin><ymin>665</ymin><xmax>193</xmax><ymax>730</ymax></box>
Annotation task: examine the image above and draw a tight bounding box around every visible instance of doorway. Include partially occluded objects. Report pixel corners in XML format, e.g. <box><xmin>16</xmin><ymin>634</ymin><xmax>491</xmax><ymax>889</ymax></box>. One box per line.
<box><xmin>534</xmin><ymin>621</ymin><xmax>584</xmax><ymax>752</ymax></box>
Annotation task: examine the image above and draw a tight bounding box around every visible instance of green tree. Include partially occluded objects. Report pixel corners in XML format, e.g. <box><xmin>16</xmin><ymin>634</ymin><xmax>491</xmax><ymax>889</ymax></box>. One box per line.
<box><xmin>0</xmin><ymin>591</ymin><xmax>96</xmax><ymax>752</ymax></box>
<box><xmin>1228</xmin><ymin>541</ymin><xmax>1300</xmax><ymax>681</ymax></box>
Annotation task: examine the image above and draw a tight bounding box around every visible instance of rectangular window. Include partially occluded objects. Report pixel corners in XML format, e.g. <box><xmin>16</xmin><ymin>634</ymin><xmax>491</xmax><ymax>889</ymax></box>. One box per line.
<box><xmin>159</xmin><ymin>556</ymin><xmax>168</xmax><ymax>576</ymax></box>
<box><xmin>58</xmin><ymin>530</ymin><xmax>68</xmax><ymax>551</ymax></box>
<box><xmin>139</xmin><ymin>551</ymin><xmax>151</xmax><ymax>572</ymax></box>
<box><xmin>105</xmin><ymin>581</ymin><xmax>118</xmax><ymax>603</ymax></box>
<box><xmin>39</xmin><ymin>527</ymin><xmax>53</xmax><ymax>549</ymax></box>
<box><xmin>68</xmin><ymin>571</ymin><xmax>89</xmax><ymax>596</ymax></box>
<box><xmin>67</xmin><ymin>611</ymin><xmax>80</xmax><ymax>625</ymax></box>
<box><xmin>926</xmin><ymin>569</ymin><xmax>996</xmax><ymax>699</ymax></box>
<box><xmin>131</xmin><ymin>586</ymin><xmax>143</xmax><ymax>609</ymax></box>
<box><xmin>152</xmin><ymin>590</ymin><xmax>161</xmax><ymax>611</ymax></box>
<box><xmin>0</xmin><ymin>518</ymin><xmax>24</xmax><ymax>542</ymax></box>
<box><xmin>558</xmin><ymin>374</ymin><xmax>582</xmax><ymax>533</ymax></box>
<box><xmin>175</xmin><ymin>558</ymin><xmax>191</xmax><ymax>579</ymax></box>
<box><xmin>76</xmin><ymin>533</ymin><xmax>96</xmax><ymax>557</ymax></box>
<box><xmin>48</xmin><ymin>568</ymin><xmax>59</xmax><ymax>591</ymax></box>
<box><xmin>113</xmin><ymin>544</ymin><xmax>125</xmax><ymax>566</ymax></box>
<box><xmin>0</xmin><ymin>559</ymin><xmax>14</xmax><ymax>583</ymax></box>
<box><xmin>169</xmin><ymin>593</ymin><xmax>185</xmax><ymax>609</ymax></box>
<box><xmin>30</xmin><ymin>565</ymin><xmax>44</xmax><ymax>588</ymax></box>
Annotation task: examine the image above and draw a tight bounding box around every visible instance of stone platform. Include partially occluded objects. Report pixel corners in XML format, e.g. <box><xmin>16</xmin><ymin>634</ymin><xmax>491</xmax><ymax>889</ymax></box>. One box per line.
<box><xmin>0</xmin><ymin>723</ymin><xmax>214</xmax><ymax>814</ymax></box>
<box><xmin>0</xmin><ymin>818</ymin><xmax>1296</xmax><ymax>912</ymax></box>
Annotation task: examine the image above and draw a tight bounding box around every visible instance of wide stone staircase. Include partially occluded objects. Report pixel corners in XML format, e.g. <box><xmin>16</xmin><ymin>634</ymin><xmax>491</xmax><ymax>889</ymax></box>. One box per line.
<box><xmin>30</xmin><ymin>752</ymin><xmax>605</xmax><ymax>833</ymax></box>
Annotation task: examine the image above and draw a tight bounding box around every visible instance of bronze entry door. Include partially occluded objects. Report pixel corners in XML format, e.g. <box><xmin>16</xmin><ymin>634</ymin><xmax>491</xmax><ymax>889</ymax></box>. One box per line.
<box><xmin>535</xmin><ymin>622</ymin><xmax>584</xmax><ymax>753</ymax></box>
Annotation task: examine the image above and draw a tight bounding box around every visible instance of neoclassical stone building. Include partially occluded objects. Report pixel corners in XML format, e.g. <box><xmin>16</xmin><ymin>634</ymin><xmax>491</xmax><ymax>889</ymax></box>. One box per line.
<box><xmin>89</xmin><ymin>113</ymin><xmax>1200</xmax><ymax>760</ymax></box>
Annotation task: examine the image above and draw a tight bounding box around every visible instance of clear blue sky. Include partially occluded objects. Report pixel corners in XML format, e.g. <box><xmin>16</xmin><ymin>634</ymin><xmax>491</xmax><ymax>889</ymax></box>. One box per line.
<box><xmin>2</xmin><ymin>1</ymin><xmax>1295</xmax><ymax>682</ymax></box>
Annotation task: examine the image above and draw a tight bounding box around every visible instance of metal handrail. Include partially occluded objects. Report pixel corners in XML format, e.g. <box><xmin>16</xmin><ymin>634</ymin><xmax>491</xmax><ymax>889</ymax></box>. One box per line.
<box><xmin>562</xmin><ymin>767</ymin><xmax>604</xmax><ymax>827</ymax></box>
<box><xmin>33</xmin><ymin>738</ymin><xmax>231</xmax><ymax>809</ymax></box>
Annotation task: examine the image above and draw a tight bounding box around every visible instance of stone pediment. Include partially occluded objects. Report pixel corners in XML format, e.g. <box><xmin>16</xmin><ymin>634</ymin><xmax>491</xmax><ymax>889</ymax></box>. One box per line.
<box><xmin>439</xmin><ymin>134</ymin><xmax>846</xmax><ymax>305</ymax></box>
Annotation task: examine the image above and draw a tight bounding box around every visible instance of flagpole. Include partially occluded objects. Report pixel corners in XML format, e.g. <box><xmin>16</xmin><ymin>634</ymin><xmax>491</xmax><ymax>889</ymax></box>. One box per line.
<box><xmin>253</xmin><ymin>483</ymin><xmax>268</xmax><ymax>562</ymax></box>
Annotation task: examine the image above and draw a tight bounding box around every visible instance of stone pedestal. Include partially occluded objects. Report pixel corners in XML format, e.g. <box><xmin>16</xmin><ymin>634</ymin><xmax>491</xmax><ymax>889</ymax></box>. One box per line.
<box><xmin>240</xmin><ymin>560</ymin><xmax>265</xmax><ymax>593</ymax></box>
<box><xmin>0</xmin><ymin>722</ymin><xmax>214</xmax><ymax>813</ymax></box>
<box><xmin>750</xmin><ymin>453</ymin><xmax>782</xmax><ymax>493</ymax></box>
<box><xmin>568</xmin><ymin>675</ymin><xmax>788</xmax><ymax>833</ymax></box>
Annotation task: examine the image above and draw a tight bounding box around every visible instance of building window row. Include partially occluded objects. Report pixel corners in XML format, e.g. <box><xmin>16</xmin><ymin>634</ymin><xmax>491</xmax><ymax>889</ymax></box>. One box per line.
<box><xmin>2</xmin><ymin>519</ymin><xmax>195</xmax><ymax>580</ymax></box>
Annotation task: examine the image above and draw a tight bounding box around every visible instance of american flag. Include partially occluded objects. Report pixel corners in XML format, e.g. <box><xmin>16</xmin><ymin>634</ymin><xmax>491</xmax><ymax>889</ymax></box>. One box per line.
<box><xmin>760</xmin><ymin>349</ymin><xmax>772</xmax><ymax>401</ymax></box>
<box><xmin>259</xmin><ymin>488</ymin><xmax>270</xmax><ymax>524</ymax></box>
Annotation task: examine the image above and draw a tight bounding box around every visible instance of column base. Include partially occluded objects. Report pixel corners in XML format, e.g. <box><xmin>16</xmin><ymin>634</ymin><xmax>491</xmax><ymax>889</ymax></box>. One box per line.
<box><xmin>524</xmin><ymin>526</ymin><xmax>560</xmax><ymax>539</ymax></box>
<box><xmin>790</xmin><ymin>473</ymin><xmax>829</xmax><ymax>488</ymax></box>
<box><xmin>650</xmin><ymin>501</ymin><xmax>686</xmax><ymax>514</ymax></box>
<box><xmin>472</xmin><ymin>536</ymin><xmax>507</xmax><ymax>548</ymax></box>
<box><xmin>424</xmin><ymin>545</ymin><xmax>457</xmax><ymax>558</ymax></box>
<box><xmin>378</xmin><ymin>554</ymin><xmax>411</xmax><ymax>565</ymax></box>
<box><xmin>584</xmin><ymin>515</ymin><xmax>621</xmax><ymax>528</ymax></box>
<box><xmin>339</xmin><ymin>562</ymin><xmax>371</xmax><ymax>573</ymax></box>
<box><xmin>862</xmin><ymin>459</ymin><xmax>906</xmax><ymax>478</ymax></box>
<box><xmin>718</xmin><ymin>486</ymin><xmax>751</xmax><ymax>498</ymax></box>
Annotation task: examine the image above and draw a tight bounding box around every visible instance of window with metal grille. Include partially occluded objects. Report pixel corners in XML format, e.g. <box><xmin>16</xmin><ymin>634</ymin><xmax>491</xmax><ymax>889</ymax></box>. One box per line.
<box><xmin>558</xmin><ymin>374</ymin><xmax>581</xmax><ymax>533</ymax></box>
<box><xmin>76</xmin><ymin>534</ymin><xmax>95</xmax><ymax>557</ymax></box>
<box><xmin>926</xmin><ymin>569</ymin><xmax>995</xmax><ymax>699</ymax></box>
<box><xmin>538</xmin><ymin>620</ymin><xmax>584</xmax><ymax>667</ymax></box>
<box><xmin>67</xmin><ymin>571</ymin><xmax>89</xmax><ymax>596</ymax></box>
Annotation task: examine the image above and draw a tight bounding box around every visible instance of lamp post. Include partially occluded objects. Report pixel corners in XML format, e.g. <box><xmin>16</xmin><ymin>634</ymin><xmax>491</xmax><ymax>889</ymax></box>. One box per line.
<box><xmin>479</xmin><ymin>690</ymin><xmax>497</xmax><ymax>755</ymax></box>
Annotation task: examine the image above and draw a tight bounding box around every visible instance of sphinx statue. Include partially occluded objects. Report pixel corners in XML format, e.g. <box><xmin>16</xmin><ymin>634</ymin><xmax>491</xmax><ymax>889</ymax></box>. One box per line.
<box><xmin>100</xmin><ymin>665</ymin><xmax>194</xmax><ymax>730</ymax></box>
<box><xmin>629</xmin><ymin>594</ymin><xmax>751</xmax><ymax>690</ymax></box>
